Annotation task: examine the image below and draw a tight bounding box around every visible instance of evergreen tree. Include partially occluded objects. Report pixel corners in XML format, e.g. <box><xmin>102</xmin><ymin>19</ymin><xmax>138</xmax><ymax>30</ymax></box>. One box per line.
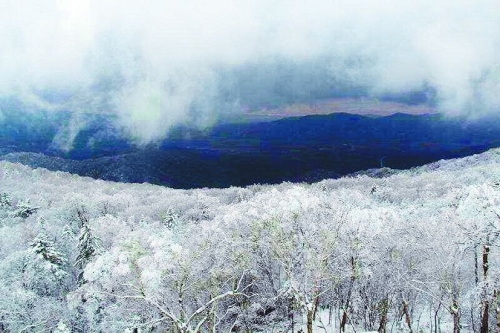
<box><xmin>162</xmin><ymin>207</ymin><xmax>179</xmax><ymax>229</ymax></box>
<box><xmin>13</xmin><ymin>200</ymin><xmax>39</xmax><ymax>218</ymax></box>
<box><xmin>31</xmin><ymin>233</ymin><xmax>66</xmax><ymax>268</ymax></box>
<box><xmin>0</xmin><ymin>192</ymin><xmax>11</xmax><ymax>208</ymax></box>
<box><xmin>27</xmin><ymin>229</ymin><xmax>67</xmax><ymax>296</ymax></box>
<box><xmin>0</xmin><ymin>192</ymin><xmax>12</xmax><ymax>226</ymax></box>
<box><xmin>75</xmin><ymin>222</ymin><xmax>102</xmax><ymax>286</ymax></box>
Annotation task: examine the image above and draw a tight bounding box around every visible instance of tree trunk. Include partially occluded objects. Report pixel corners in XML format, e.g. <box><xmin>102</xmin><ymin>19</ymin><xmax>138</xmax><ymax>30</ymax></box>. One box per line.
<box><xmin>313</xmin><ymin>296</ymin><xmax>320</xmax><ymax>321</ymax></box>
<box><xmin>328</xmin><ymin>305</ymin><xmax>333</xmax><ymax>326</ymax></box>
<box><xmin>340</xmin><ymin>310</ymin><xmax>348</xmax><ymax>333</ymax></box>
<box><xmin>480</xmin><ymin>301</ymin><xmax>489</xmax><ymax>333</ymax></box>
<box><xmin>402</xmin><ymin>300</ymin><xmax>413</xmax><ymax>333</ymax></box>
<box><xmin>207</xmin><ymin>311</ymin><xmax>215</xmax><ymax>332</ymax></box>
<box><xmin>307</xmin><ymin>309</ymin><xmax>314</xmax><ymax>333</ymax></box>
<box><xmin>452</xmin><ymin>308</ymin><xmax>460</xmax><ymax>333</ymax></box>
<box><xmin>378</xmin><ymin>298</ymin><xmax>389</xmax><ymax>333</ymax></box>
<box><xmin>450</xmin><ymin>296</ymin><xmax>460</xmax><ymax>333</ymax></box>
<box><xmin>378</xmin><ymin>311</ymin><xmax>387</xmax><ymax>333</ymax></box>
<box><xmin>480</xmin><ymin>242</ymin><xmax>490</xmax><ymax>333</ymax></box>
<box><xmin>496</xmin><ymin>305</ymin><xmax>500</xmax><ymax>333</ymax></box>
<box><xmin>494</xmin><ymin>290</ymin><xmax>500</xmax><ymax>333</ymax></box>
<box><xmin>340</xmin><ymin>255</ymin><xmax>357</xmax><ymax>333</ymax></box>
<box><xmin>470</xmin><ymin>306</ymin><xmax>476</xmax><ymax>333</ymax></box>
<box><xmin>475</xmin><ymin>244</ymin><xmax>479</xmax><ymax>286</ymax></box>
<box><xmin>434</xmin><ymin>301</ymin><xmax>442</xmax><ymax>333</ymax></box>
<box><xmin>207</xmin><ymin>298</ymin><xmax>216</xmax><ymax>333</ymax></box>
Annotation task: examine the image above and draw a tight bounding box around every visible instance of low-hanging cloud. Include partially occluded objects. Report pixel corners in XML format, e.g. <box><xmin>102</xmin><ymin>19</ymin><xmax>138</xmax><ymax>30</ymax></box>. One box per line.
<box><xmin>0</xmin><ymin>0</ymin><xmax>499</xmax><ymax>147</ymax></box>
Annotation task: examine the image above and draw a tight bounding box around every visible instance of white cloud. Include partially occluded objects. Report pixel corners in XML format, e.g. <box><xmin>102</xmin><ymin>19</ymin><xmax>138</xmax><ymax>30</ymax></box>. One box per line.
<box><xmin>0</xmin><ymin>0</ymin><xmax>499</xmax><ymax>143</ymax></box>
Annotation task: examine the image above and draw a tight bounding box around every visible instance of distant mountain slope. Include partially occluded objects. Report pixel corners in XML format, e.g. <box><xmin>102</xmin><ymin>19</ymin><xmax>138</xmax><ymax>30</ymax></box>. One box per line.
<box><xmin>2</xmin><ymin>112</ymin><xmax>500</xmax><ymax>188</ymax></box>
<box><xmin>205</xmin><ymin>113</ymin><xmax>499</xmax><ymax>149</ymax></box>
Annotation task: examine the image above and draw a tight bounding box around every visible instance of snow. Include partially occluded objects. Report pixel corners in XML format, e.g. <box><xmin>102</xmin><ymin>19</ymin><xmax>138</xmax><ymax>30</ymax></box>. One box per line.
<box><xmin>0</xmin><ymin>149</ymin><xmax>499</xmax><ymax>331</ymax></box>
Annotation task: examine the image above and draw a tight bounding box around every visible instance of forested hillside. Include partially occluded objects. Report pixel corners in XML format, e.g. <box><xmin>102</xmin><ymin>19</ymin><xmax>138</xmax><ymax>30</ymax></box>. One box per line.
<box><xmin>1</xmin><ymin>150</ymin><xmax>500</xmax><ymax>332</ymax></box>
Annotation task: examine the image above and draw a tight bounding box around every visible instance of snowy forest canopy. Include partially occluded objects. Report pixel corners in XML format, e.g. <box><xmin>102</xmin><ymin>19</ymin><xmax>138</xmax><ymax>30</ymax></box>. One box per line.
<box><xmin>1</xmin><ymin>149</ymin><xmax>500</xmax><ymax>332</ymax></box>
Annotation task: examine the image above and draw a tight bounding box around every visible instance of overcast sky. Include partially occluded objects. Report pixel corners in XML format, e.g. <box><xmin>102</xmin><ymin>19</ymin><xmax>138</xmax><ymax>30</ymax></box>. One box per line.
<box><xmin>0</xmin><ymin>0</ymin><xmax>499</xmax><ymax>144</ymax></box>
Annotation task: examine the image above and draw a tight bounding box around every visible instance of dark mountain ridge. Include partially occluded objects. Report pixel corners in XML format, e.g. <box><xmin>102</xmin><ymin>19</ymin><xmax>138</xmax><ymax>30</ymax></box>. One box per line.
<box><xmin>1</xmin><ymin>112</ymin><xmax>500</xmax><ymax>188</ymax></box>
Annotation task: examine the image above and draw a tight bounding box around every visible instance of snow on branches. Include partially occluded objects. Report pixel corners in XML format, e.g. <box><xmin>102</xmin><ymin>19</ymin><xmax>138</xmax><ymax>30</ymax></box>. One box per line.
<box><xmin>1</xmin><ymin>149</ymin><xmax>500</xmax><ymax>332</ymax></box>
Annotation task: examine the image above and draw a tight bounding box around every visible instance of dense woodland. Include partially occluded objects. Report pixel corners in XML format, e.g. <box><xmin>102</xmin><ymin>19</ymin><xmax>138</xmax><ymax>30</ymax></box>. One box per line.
<box><xmin>1</xmin><ymin>149</ymin><xmax>500</xmax><ymax>332</ymax></box>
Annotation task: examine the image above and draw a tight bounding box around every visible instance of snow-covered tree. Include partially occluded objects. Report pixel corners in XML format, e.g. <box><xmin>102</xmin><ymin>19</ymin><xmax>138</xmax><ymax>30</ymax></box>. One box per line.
<box><xmin>53</xmin><ymin>320</ymin><xmax>71</xmax><ymax>333</ymax></box>
<box><xmin>2</xmin><ymin>150</ymin><xmax>500</xmax><ymax>331</ymax></box>
<box><xmin>75</xmin><ymin>209</ymin><xmax>102</xmax><ymax>286</ymax></box>
<box><xmin>12</xmin><ymin>199</ymin><xmax>39</xmax><ymax>219</ymax></box>
<box><xmin>457</xmin><ymin>183</ymin><xmax>500</xmax><ymax>333</ymax></box>
<box><xmin>28</xmin><ymin>231</ymin><xmax>67</xmax><ymax>296</ymax></box>
<box><xmin>0</xmin><ymin>192</ymin><xmax>11</xmax><ymax>208</ymax></box>
<box><xmin>161</xmin><ymin>207</ymin><xmax>179</xmax><ymax>229</ymax></box>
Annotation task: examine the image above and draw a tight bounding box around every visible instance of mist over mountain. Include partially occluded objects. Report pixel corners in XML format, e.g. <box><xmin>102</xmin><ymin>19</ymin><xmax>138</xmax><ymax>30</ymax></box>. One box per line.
<box><xmin>1</xmin><ymin>0</ymin><xmax>499</xmax><ymax>146</ymax></box>
<box><xmin>2</xmin><ymin>111</ymin><xmax>500</xmax><ymax>188</ymax></box>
